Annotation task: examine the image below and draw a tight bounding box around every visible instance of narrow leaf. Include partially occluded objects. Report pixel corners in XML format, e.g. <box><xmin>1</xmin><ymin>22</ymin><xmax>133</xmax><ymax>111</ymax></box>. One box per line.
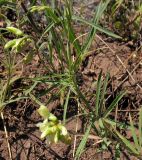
<box><xmin>72</xmin><ymin>16</ymin><xmax>121</xmax><ymax>39</ymax></box>
<box><xmin>114</xmin><ymin>128</ymin><xmax>139</xmax><ymax>155</ymax></box>
<box><xmin>75</xmin><ymin>123</ymin><xmax>92</xmax><ymax>160</ymax></box>
<box><xmin>100</xmin><ymin>72</ymin><xmax>109</xmax><ymax>114</ymax></box>
<box><xmin>129</xmin><ymin>113</ymin><xmax>139</xmax><ymax>152</ymax></box>
<box><xmin>139</xmin><ymin>107</ymin><xmax>142</xmax><ymax>147</ymax></box>
<box><xmin>95</xmin><ymin>71</ymin><xmax>102</xmax><ymax>117</ymax></box>
<box><xmin>63</xmin><ymin>89</ymin><xmax>70</xmax><ymax>124</ymax></box>
<box><xmin>103</xmin><ymin>92</ymin><xmax>125</xmax><ymax>118</ymax></box>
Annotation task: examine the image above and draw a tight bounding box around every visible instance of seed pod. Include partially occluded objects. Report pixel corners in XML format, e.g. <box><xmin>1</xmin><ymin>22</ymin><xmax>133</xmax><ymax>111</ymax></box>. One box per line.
<box><xmin>7</xmin><ymin>27</ymin><xmax>24</xmax><ymax>36</ymax></box>
<box><xmin>4</xmin><ymin>39</ymin><xmax>16</xmax><ymax>50</ymax></box>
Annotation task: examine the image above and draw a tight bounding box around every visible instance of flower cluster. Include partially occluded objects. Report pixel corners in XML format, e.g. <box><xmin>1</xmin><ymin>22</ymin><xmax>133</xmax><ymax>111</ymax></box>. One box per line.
<box><xmin>37</xmin><ymin>105</ymin><xmax>71</xmax><ymax>144</ymax></box>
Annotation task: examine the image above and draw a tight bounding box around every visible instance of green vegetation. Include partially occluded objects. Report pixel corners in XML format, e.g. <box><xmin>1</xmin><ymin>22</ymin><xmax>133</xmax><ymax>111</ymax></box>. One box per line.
<box><xmin>105</xmin><ymin>0</ymin><xmax>142</xmax><ymax>42</ymax></box>
<box><xmin>0</xmin><ymin>0</ymin><xmax>142</xmax><ymax>159</ymax></box>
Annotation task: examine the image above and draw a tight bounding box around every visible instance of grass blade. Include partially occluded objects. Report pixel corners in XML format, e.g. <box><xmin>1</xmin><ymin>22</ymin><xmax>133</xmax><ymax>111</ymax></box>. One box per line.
<box><xmin>103</xmin><ymin>92</ymin><xmax>125</xmax><ymax>118</ymax></box>
<box><xmin>103</xmin><ymin>120</ymin><xmax>139</xmax><ymax>156</ymax></box>
<box><xmin>63</xmin><ymin>89</ymin><xmax>70</xmax><ymax>124</ymax></box>
<box><xmin>99</xmin><ymin>72</ymin><xmax>109</xmax><ymax>114</ymax></box>
<box><xmin>75</xmin><ymin>123</ymin><xmax>92</xmax><ymax>160</ymax></box>
<box><xmin>24</xmin><ymin>81</ymin><xmax>38</xmax><ymax>96</ymax></box>
<box><xmin>129</xmin><ymin>113</ymin><xmax>139</xmax><ymax>152</ymax></box>
<box><xmin>95</xmin><ymin>71</ymin><xmax>102</xmax><ymax>117</ymax></box>
<box><xmin>72</xmin><ymin>16</ymin><xmax>121</xmax><ymax>39</ymax></box>
<box><xmin>114</xmin><ymin>127</ymin><xmax>139</xmax><ymax>155</ymax></box>
<box><xmin>37</xmin><ymin>22</ymin><xmax>55</xmax><ymax>46</ymax></box>
<box><xmin>0</xmin><ymin>96</ymin><xmax>28</xmax><ymax>112</ymax></box>
<box><xmin>139</xmin><ymin>107</ymin><xmax>142</xmax><ymax>147</ymax></box>
<box><xmin>82</xmin><ymin>0</ymin><xmax>110</xmax><ymax>53</ymax></box>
